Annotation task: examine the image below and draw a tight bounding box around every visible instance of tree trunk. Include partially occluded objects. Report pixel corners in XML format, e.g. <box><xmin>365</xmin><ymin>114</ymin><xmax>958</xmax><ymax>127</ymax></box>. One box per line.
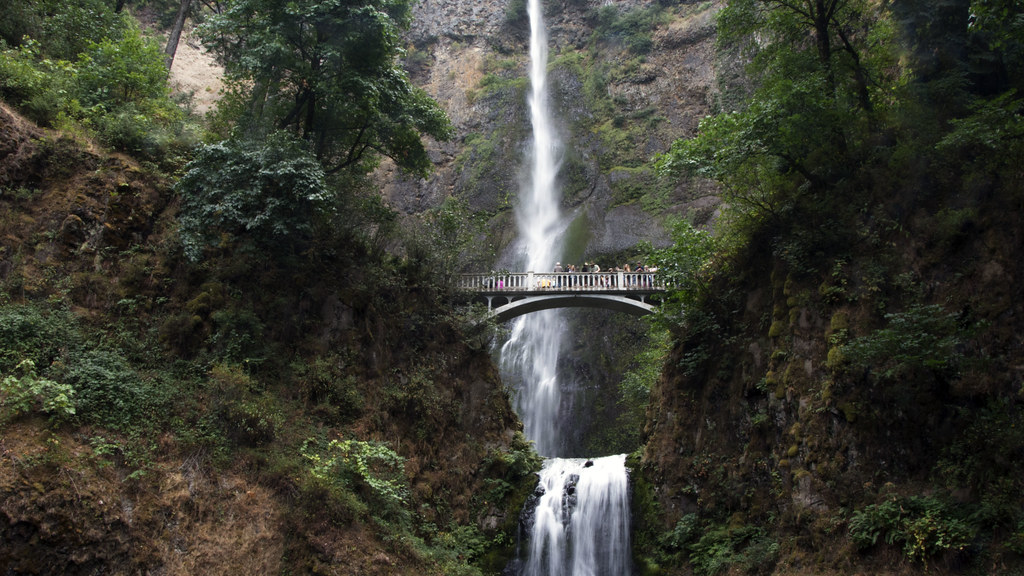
<box><xmin>164</xmin><ymin>0</ymin><xmax>193</xmax><ymax>71</ymax></box>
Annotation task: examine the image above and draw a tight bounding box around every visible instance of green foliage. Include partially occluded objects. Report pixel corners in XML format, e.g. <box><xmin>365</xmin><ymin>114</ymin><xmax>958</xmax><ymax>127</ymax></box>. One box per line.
<box><xmin>590</xmin><ymin>4</ymin><xmax>668</xmax><ymax>55</ymax></box>
<box><xmin>660</xmin><ymin>513</ymin><xmax>701</xmax><ymax>552</ymax></box>
<box><xmin>75</xmin><ymin>21</ymin><xmax>167</xmax><ymax>109</ymax></box>
<box><xmin>301</xmin><ymin>436</ymin><xmax>412</xmax><ymax>527</ymax></box>
<box><xmin>937</xmin><ymin>91</ymin><xmax>1024</xmax><ymax>172</ymax></box>
<box><xmin>208</xmin><ymin>305</ymin><xmax>266</xmax><ymax>364</ymax></box>
<box><xmin>0</xmin><ymin>359</ymin><xmax>76</xmax><ymax>422</ymax></box>
<box><xmin>430</xmin><ymin>524</ymin><xmax>489</xmax><ymax>573</ymax></box>
<box><xmin>488</xmin><ymin>431</ymin><xmax>543</xmax><ymax>479</ymax></box>
<box><xmin>0</xmin><ymin>40</ymin><xmax>78</xmax><ymax>127</ymax></box>
<box><xmin>175</xmin><ymin>132</ymin><xmax>330</xmax><ymax>261</ymax></box>
<box><xmin>0</xmin><ymin>0</ymin><xmax>127</xmax><ymax>60</ymax></box>
<box><xmin>505</xmin><ymin>0</ymin><xmax>527</xmax><ymax>24</ymax></box>
<box><xmin>291</xmin><ymin>355</ymin><xmax>365</xmax><ymax>424</ymax></box>
<box><xmin>0</xmin><ymin>304</ymin><xmax>79</xmax><ymax>374</ymax></box>
<box><xmin>644</xmin><ymin>218</ymin><xmax>717</xmax><ymax>327</ymax></box>
<box><xmin>0</xmin><ymin>19</ymin><xmax>196</xmax><ymax>164</ymax></box>
<box><xmin>687</xmin><ymin>523</ymin><xmax>779</xmax><ymax>575</ymax></box>
<box><xmin>849</xmin><ymin>495</ymin><xmax>973</xmax><ymax>564</ymax></box>
<box><xmin>403</xmin><ymin>196</ymin><xmax>493</xmax><ymax>295</ymax></box>
<box><xmin>200</xmin><ymin>0</ymin><xmax>453</xmax><ymax>177</ymax></box>
<box><xmin>842</xmin><ymin>304</ymin><xmax>963</xmax><ymax>379</ymax></box>
<box><xmin>62</xmin><ymin>349</ymin><xmax>162</xmax><ymax>432</ymax></box>
<box><xmin>615</xmin><ymin>326</ymin><xmax>670</xmax><ymax>446</ymax></box>
<box><xmin>224</xmin><ymin>395</ymin><xmax>284</xmax><ymax>446</ymax></box>
<box><xmin>936</xmin><ymin>399</ymin><xmax>1024</xmax><ymax>528</ymax></box>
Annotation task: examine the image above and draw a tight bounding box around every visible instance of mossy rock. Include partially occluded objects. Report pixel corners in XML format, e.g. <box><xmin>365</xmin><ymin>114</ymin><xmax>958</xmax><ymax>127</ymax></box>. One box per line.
<box><xmin>783</xmin><ymin>275</ymin><xmax>796</xmax><ymax>296</ymax></box>
<box><xmin>829</xmin><ymin>311</ymin><xmax>849</xmax><ymax>332</ymax></box>
<box><xmin>768</xmin><ymin>319</ymin><xmax>786</xmax><ymax>338</ymax></box>
<box><xmin>838</xmin><ymin>402</ymin><xmax>858</xmax><ymax>423</ymax></box>
<box><xmin>825</xmin><ymin>346</ymin><xmax>846</xmax><ymax>371</ymax></box>
<box><xmin>787</xmin><ymin>444</ymin><xmax>799</xmax><ymax>458</ymax></box>
<box><xmin>774</xmin><ymin>384</ymin><xmax>786</xmax><ymax>400</ymax></box>
<box><xmin>788</xmin><ymin>307</ymin><xmax>800</xmax><ymax>326</ymax></box>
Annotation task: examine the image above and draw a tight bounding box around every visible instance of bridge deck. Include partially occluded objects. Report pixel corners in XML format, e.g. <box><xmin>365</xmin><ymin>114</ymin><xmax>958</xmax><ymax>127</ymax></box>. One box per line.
<box><xmin>459</xmin><ymin>271</ymin><xmax>665</xmax><ymax>295</ymax></box>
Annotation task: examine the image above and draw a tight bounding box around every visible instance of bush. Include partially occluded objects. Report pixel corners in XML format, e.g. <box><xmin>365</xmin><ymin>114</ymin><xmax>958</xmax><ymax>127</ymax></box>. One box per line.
<box><xmin>224</xmin><ymin>395</ymin><xmax>283</xmax><ymax>446</ymax></box>
<box><xmin>842</xmin><ymin>304</ymin><xmax>963</xmax><ymax>380</ymax></box>
<box><xmin>74</xmin><ymin>21</ymin><xmax>167</xmax><ymax>109</ymax></box>
<box><xmin>0</xmin><ymin>305</ymin><xmax>79</xmax><ymax>373</ymax></box>
<box><xmin>176</xmin><ymin>133</ymin><xmax>331</xmax><ymax>261</ymax></box>
<box><xmin>0</xmin><ymin>359</ymin><xmax>76</xmax><ymax>422</ymax></box>
<box><xmin>61</xmin><ymin>349</ymin><xmax>154</xmax><ymax>431</ymax></box>
<box><xmin>301</xmin><ymin>437</ymin><xmax>412</xmax><ymax>528</ymax></box>
<box><xmin>591</xmin><ymin>5</ymin><xmax>666</xmax><ymax>55</ymax></box>
<box><xmin>0</xmin><ymin>41</ymin><xmax>76</xmax><ymax>127</ymax></box>
<box><xmin>687</xmin><ymin>524</ymin><xmax>778</xmax><ymax>575</ymax></box>
<box><xmin>849</xmin><ymin>495</ymin><xmax>974</xmax><ymax>564</ymax></box>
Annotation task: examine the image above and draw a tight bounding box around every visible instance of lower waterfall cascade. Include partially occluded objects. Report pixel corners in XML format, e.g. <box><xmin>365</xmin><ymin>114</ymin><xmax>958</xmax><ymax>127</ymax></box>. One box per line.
<box><xmin>513</xmin><ymin>455</ymin><xmax>632</xmax><ymax>576</ymax></box>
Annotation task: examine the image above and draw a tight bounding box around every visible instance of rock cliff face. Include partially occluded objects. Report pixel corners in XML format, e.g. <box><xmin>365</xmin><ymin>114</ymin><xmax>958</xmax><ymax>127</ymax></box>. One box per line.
<box><xmin>388</xmin><ymin>0</ymin><xmax>723</xmax><ymax>258</ymax></box>
<box><xmin>388</xmin><ymin>2</ymin><xmax>726</xmax><ymax>455</ymax></box>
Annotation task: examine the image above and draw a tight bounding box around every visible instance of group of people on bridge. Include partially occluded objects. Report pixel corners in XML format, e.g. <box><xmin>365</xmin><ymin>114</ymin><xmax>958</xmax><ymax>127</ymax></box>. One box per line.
<box><xmin>543</xmin><ymin>261</ymin><xmax>658</xmax><ymax>289</ymax></box>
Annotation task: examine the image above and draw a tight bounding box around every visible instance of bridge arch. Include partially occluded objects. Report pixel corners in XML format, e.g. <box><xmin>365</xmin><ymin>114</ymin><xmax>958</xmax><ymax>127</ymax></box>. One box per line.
<box><xmin>488</xmin><ymin>294</ymin><xmax>655</xmax><ymax>322</ymax></box>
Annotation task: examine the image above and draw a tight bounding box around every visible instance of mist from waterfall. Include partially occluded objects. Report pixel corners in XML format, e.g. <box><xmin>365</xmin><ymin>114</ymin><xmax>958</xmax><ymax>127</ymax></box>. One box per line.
<box><xmin>498</xmin><ymin>1</ymin><xmax>633</xmax><ymax>575</ymax></box>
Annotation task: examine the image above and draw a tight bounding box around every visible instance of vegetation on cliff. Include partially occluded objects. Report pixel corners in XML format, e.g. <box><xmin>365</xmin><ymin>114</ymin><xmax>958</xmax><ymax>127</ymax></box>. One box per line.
<box><xmin>0</xmin><ymin>1</ymin><xmax>537</xmax><ymax>574</ymax></box>
<box><xmin>638</xmin><ymin>0</ymin><xmax>1024</xmax><ymax>573</ymax></box>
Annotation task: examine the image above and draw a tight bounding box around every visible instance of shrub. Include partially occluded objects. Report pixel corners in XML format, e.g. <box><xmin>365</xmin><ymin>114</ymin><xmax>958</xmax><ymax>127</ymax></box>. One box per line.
<box><xmin>74</xmin><ymin>21</ymin><xmax>167</xmax><ymax>109</ymax></box>
<box><xmin>842</xmin><ymin>304</ymin><xmax>963</xmax><ymax>379</ymax></box>
<box><xmin>849</xmin><ymin>495</ymin><xmax>973</xmax><ymax>564</ymax></box>
<box><xmin>223</xmin><ymin>395</ymin><xmax>283</xmax><ymax>446</ymax></box>
<box><xmin>301</xmin><ymin>437</ymin><xmax>412</xmax><ymax>528</ymax></box>
<box><xmin>61</xmin><ymin>349</ymin><xmax>153</xmax><ymax>431</ymax></box>
<box><xmin>0</xmin><ymin>359</ymin><xmax>76</xmax><ymax>422</ymax></box>
<box><xmin>176</xmin><ymin>133</ymin><xmax>331</xmax><ymax>261</ymax></box>
<box><xmin>0</xmin><ymin>0</ymin><xmax>126</xmax><ymax>60</ymax></box>
<box><xmin>688</xmin><ymin>524</ymin><xmax>779</xmax><ymax>575</ymax></box>
<box><xmin>0</xmin><ymin>304</ymin><xmax>79</xmax><ymax>373</ymax></box>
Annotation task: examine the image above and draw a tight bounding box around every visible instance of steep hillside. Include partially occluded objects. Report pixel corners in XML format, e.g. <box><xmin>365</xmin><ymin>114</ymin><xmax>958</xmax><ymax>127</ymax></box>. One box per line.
<box><xmin>631</xmin><ymin>1</ymin><xmax>1024</xmax><ymax>570</ymax></box>
<box><xmin>0</xmin><ymin>101</ymin><xmax>534</xmax><ymax>574</ymax></box>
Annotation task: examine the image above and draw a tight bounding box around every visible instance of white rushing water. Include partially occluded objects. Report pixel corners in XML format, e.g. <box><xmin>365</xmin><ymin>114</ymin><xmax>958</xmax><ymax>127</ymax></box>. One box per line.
<box><xmin>521</xmin><ymin>456</ymin><xmax>632</xmax><ymax>576</ymax></box>
<box><xmin>499</xmin><ymin>0</ymin><xmax>566</xmax><ymax>458</ymax></box>
<box><xmin>499</xmin><ymin>1</ymin><xmax>634</xmax><ymax>575</ymax></box>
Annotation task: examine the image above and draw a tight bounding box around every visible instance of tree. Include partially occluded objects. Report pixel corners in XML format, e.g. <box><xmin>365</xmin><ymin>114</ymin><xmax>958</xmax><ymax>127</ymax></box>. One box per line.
<box><xmin>175</xmin><ymin>132</ymin><xmax>330</xmax><ymax>261</ymax></box>
<box><xmin>75</xmin><ymin>20</ymin><xmax>169</xmax><ymax>108</ymax></box>
<box><xmin>199</xmin><ymin>0</ymin><xmax>453</xmax><ymax>177</ymax></box>
<box><xmin>658</xmin><ymin>0</ymin><xmax>896</xmax><ymax>213</ymax></box>
<box><xmin>164</xmin><ymin>0</ymin><xmax>194</xmax><ymax>70</ymax></box>
<box><xmin>643</xmin><ymin>218</ymin><xmax>717</xmax><ymax>326</ymax></box>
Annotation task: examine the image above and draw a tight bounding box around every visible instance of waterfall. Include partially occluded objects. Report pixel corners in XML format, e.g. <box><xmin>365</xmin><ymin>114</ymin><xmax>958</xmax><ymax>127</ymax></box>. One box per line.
<box><xmin>519</xmin><ymin>456</ymin><xmax>632</xmax><ymax>576</ymax></box>
<box><xmin>498</xmin><ymin>0</ymin><xmax>566</xmax><ymax>458</ymax></box>
<box><xmin>498</xmin><ymin>1</ymin><xmax>633</xmax><ymax>575</ymax></box>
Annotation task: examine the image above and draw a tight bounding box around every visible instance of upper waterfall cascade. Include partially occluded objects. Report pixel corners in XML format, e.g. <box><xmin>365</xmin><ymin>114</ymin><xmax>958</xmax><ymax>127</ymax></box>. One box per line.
<box><xmin>498</xmin><ymin>1</ymin><xmax>634</xmax><ymax>574</ymax></box>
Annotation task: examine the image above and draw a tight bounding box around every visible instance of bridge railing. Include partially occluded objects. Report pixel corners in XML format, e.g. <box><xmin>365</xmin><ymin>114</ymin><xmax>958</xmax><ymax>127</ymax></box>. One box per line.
<box><xmin>459</xmin><ymin>272</ymin><xmax>666</xmax><ymax>292</ymax></box>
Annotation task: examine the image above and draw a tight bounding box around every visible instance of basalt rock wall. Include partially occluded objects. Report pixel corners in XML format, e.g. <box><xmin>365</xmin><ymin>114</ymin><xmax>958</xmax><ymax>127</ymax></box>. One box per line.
<box><xmin>387</xmin><ymin>0</ymin><xmax>724</xmax><ymax>260</ymax></box>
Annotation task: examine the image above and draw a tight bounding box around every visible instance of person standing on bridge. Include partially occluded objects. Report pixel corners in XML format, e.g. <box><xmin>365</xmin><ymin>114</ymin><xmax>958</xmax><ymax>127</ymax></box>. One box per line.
<box><xmin>554</xmin><ymin>262</ymin><xmax>563</xmax><ymax>288</ymax></box>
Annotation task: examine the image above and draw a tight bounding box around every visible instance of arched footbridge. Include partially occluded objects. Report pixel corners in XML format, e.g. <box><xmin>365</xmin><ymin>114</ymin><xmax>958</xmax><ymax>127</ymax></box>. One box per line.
<box><xmin>459</xmin><ymin>272</ymin><xmax>666</xmax><ymax>322</ymax></box>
